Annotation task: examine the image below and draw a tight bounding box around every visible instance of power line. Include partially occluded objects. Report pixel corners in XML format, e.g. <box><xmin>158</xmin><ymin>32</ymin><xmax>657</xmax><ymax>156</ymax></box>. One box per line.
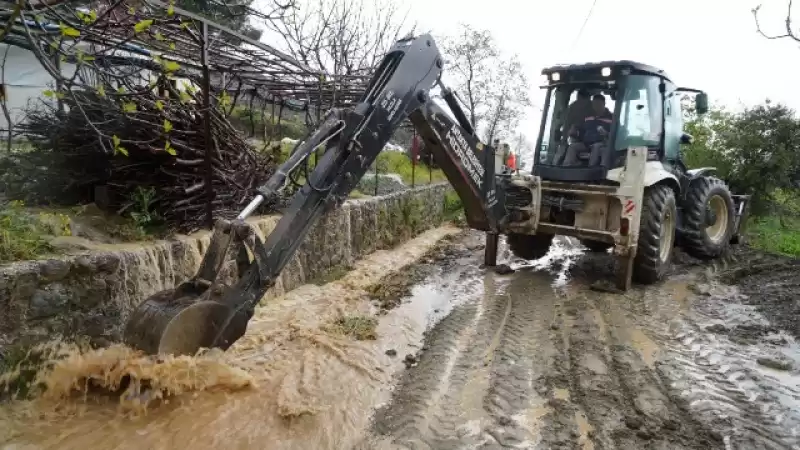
<box><xmin>570</xmin><ymin>0</ymin><xmax>598</xmax><ymax>52</ymax></box>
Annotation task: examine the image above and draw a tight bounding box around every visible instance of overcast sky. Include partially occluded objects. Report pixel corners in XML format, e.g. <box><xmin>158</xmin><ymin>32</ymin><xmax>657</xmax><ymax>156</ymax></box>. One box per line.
<box><xmin>397</xmin><ymin>0</ymin><xmax>800</xmax><ymax>138</ymax></box>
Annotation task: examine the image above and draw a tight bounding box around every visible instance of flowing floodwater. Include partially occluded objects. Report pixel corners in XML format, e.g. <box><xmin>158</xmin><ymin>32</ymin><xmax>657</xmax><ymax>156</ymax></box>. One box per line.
<box><xmin>0</xmin><ymin>226</ymin><xmax>462</xmax><ymax>450</ymax></box>
<box><xmin>2</xmin><ymin>228</ymin><xmax>800</xmax><ymax>450</ymax></box>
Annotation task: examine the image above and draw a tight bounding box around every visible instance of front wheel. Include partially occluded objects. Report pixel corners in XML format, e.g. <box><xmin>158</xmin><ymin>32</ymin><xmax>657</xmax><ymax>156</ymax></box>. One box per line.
<box><xmin>633</xmin><ymin>184</ymin><xmax>678</xmax><ymax>284</ymax></box>
<box><xmin>681</xmin><ymin>176</ymin><xmax>736</xmax><ymax>259</ymax></box>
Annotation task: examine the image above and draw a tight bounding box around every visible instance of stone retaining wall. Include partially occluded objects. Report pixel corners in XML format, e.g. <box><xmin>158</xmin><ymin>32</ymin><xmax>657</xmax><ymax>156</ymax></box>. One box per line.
<box><xmin>0</xmin><ymin>184</ymin><xmax>449</xmax><ymax>347</ymax></box>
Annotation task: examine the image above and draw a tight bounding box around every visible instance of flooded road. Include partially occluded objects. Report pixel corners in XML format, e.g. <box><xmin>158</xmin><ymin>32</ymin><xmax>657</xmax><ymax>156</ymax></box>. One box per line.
<box><xmin>2</xmin><ymin>228</ymin><xmax>800</xmax><ymax>450</ymax></box>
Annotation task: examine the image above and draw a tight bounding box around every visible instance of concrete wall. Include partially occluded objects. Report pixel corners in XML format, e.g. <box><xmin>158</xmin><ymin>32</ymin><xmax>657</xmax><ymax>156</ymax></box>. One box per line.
<box><xmin>0</xmin><ymin>184</ymin><xmax>449</xmax><ymax>347</ymax></box>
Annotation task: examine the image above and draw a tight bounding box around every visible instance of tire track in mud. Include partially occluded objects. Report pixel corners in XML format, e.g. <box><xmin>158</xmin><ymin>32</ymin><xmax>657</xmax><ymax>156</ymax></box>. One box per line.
<box><xmin>626</xmin><ymin>275</ymin><xmax>800</xmax><ymax>450</ymax></box>
<box><xmin>362</xmin><ymin>234</ymin><xmax>800</xmax><ymax>450</ymax></box>
<box><xmin>364</xmin><ymin>242</ymin><xmax>570</xmax><ymax>450</ymax></box>
<box><xmin>595</xmin><ymin>251</ymin><xmax>800</xmax><ymax>450</ymax></box>
<box><xmin>582</xmin><ymin>286</ymin><xmax>727</xmax><ymax>450</ymax></box>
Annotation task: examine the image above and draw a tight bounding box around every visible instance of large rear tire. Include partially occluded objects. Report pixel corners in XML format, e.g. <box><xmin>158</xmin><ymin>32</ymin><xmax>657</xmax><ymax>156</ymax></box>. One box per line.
<box><xmin>506</xmin><ymin>232</ymin><xmax>554</xmax><ymax>261</ymax></box>
<box><xmin>633</xmin><ymin>184</ymin><xmax>678</xmax><ymax>284</ymax></box>
<box><xmin>681</xmin><ymin>176</ymin><xmax>736</xmax><ymax>259</ymax></box>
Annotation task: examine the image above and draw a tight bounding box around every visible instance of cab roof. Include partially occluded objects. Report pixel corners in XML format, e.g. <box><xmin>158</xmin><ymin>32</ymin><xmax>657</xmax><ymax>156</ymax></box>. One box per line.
<box><xmin>541</xmin><ymin>60</ymin><xmax>672</xmax><ymax>82</ymax></box>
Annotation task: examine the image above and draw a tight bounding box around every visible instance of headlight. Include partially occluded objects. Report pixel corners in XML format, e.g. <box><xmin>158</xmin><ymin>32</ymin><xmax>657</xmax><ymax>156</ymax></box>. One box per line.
<box><xmin>551</xmin><ymin>72</ymin><xmax>560</xmax><ymax>82</ymax></box>
<box><xmin>601</xmin><ymin>67</ymin><xmax>611</xmax><ymax>77</ymax></box>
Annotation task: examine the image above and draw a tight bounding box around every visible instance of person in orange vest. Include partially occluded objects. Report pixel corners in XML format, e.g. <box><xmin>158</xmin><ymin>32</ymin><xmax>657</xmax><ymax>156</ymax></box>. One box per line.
<box><xmin>505</xmin><ymin>144</ymin><xmax>517</xmax><ymax>172</ymax></box>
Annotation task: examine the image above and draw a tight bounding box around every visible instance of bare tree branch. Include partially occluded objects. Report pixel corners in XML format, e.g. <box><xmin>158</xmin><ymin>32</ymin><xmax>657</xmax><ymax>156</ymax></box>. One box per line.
<box><xmin>753</xmin><ymin>0</ymin><xmax>800</xmax><ymax>42</ymax></box>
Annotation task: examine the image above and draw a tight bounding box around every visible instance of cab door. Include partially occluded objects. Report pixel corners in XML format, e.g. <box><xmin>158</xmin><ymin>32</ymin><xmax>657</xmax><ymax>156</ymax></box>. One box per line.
<box><xmin>662</xmin><ymin>82</ymin><xmax>683</xmax><ymax>166</ymax></box>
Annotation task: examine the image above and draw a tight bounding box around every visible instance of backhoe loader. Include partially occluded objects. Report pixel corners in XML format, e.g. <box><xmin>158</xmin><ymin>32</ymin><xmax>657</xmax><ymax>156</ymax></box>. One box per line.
<box><xmin>123</xmin><ymin>34</ymin><xmax>750</xmax><ymax>356</ymax></box>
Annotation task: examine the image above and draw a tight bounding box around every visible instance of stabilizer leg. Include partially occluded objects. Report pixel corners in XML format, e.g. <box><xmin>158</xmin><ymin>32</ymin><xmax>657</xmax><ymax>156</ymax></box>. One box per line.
<box><xmin>616</xmin><ymin>252</ymin><xmax>634</xmax><ymax>292</ymax></box>
<box><xmin>484</xmin><ymin>232</ymin><xmax>499</xmax><ymax>267</ymax></box>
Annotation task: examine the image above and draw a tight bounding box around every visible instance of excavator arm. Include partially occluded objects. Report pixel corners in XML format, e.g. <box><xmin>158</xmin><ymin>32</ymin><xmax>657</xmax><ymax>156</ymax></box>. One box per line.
<box><xmin>123</xmin><ymin>33</ymin><xmax>513</xmax><ymax>356</ymax></box>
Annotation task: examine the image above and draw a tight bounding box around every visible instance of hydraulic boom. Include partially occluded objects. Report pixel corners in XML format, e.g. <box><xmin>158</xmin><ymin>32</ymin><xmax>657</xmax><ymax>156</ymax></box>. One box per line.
<box><xmin>123</xmin><ymin>33</ymin><xmax>511</xmax><ymax>355</ymax></box>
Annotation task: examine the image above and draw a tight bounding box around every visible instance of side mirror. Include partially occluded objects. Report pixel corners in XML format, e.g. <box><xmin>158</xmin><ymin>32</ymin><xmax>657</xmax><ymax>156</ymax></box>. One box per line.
<box><xmin>695</xmin><ymin>92</ymin><xmax>709</xmax><ymax>115</ymax></box>
<box><xmin>680</xmin><ymin>133</ymin><xmax>694</xmax><ymax>145</ymax></box>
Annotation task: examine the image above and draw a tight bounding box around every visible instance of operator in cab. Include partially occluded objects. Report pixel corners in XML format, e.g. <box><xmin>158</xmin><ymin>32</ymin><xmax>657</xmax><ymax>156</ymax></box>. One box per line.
<box><xmin>551</xmin><ymin>88</ymin><xmax>592</xmax><ymax>165</ymax></box>
<box><xmin>561</xmin><ymin>93</ymin><xmax>612</xmax><ymax>167</ymax></box>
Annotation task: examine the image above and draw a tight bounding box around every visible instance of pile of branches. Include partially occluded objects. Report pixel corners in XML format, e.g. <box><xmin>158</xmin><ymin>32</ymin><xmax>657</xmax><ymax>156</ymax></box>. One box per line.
<box><xmin>0</xmin><ymin>0</ymin><xmax>358</xmax><ymax>233</ymax></box>
<box><xmin>10</xmin><ymin>85</ymin><xmax>289</xmax><ymax>233</ymax></box>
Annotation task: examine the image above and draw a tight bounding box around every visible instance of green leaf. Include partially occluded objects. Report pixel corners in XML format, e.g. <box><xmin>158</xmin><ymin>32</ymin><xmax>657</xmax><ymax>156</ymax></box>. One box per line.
<box><xmin>117</xmin><ymin>146</ymin><xmax>129</xmax><ymax>157</ymax></box>
<box><xmin>179</xmin><ymin>91</ymin><xmax>191</xmax><ymax>103</ymax></box>
<box><xmin>169</xmin><ymin>42</ymin><xmax>176</xmax><ymax>51</ymax></box>
<box><xmin>122</xmin><ymin>102</ymin><xmax>137</xmax><ymax>113</ymax></box>
<box><xmin>116</xmin><ymin>86</ymin><xmax>126</xmax><ymax>94</ymax></box>
<box><xmin>155</xmin><ymin>32</ymin><xmax>165</xmax><ymax>41</ymax></box>
<box><xmin>96</xmin><ymin>85</ymin><xmax>105</xmax><ymax>97</ymax></box>
<box><xmin>154</xmin><ymin>100</ymin><xmax>164</xmax><ymax>110</ymax></box>
<box><xmin>134</xmin><ymin>19</ymin><xmax>153</xmax><ymax>34</ymax></box>
<box><xmin>112</xmin><ymin>135</ymin><xmax>121</xmax><ymax>147</ymax></box>
<box><xmin>42</xmin><ymin>90</ymin><xmax>54</xmax><ymax>98</ymax></box>
<box><xmin>217</xmin><ymin>90</ymin><xmax>231</xmax><ymax>108</ymax></box>
<box><xmin>162</xmin><ymin>60</ymin><xmax>180</xmax><ymax>73</ymax></box>
<box><xmin>163</xmin><ymin>119</ymin><xmax>173</xmax><ymax>133</ymax></box>
<box><xmin>167</xmin><ymin>4</ymin><xmax>175</xmax><ymax>16</ymax></box>
<box><xmin>128</xmin><ymin>6</ymin><xmax>136</xmax><ymax>15</ymax></box>
<box><xmin>164</xmin><ymin>141</ymin><xmax>176</xmax><ymax>156</ymax></box>
<box><xmin>59</xmin><ymin>22</ymin><xmax>80</xmax><ymax>38</ymax></box>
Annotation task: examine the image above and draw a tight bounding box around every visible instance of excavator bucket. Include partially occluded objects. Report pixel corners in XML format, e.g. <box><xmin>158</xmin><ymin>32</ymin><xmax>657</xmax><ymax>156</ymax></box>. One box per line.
<box><xmin>123</xmin><ymin>219</ymin><xmax>263</xmax><ymax>356</ymax></box>
<box><xmin>123</xmin><ymin>291</ymin><xmax>240</xmax><ymax>356</ymax></box>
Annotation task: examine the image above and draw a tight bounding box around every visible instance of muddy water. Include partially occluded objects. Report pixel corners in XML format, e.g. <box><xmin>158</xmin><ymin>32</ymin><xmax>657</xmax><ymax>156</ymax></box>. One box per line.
<box><xmin>0</xmin><ymin>226</ymin><xmax>461</xmax><ymax>450</ymax></box>
<box><xmin>3</xmin><ymin>229</ymin><xmax>800</xmax><ymax>450</ymax></box>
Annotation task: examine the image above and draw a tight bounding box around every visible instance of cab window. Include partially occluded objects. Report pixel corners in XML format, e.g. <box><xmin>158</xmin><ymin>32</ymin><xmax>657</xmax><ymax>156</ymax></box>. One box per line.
<box><xmin>615</xmin><ymin>74</ymin><xmax>663</xmax><ymax>150</ymax></box>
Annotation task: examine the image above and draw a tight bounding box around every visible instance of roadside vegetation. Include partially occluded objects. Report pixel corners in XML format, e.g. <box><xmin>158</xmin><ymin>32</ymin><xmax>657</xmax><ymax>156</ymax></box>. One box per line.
<box><xmin>682</xmin><ymin>99</ymin><xmax>800</xmax><ymax>257</ymax></box>
<box><xmin>0</xmin><ymin>111</ymin><xmax>445</xmax><ymax>263</ymax></box>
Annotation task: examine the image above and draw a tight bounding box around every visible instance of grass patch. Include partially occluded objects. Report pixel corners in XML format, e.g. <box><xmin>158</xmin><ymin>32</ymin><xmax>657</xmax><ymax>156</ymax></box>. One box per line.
<box><xmin>324</xmin><ymin>315</ymin><xmax>378</xmax><ymax>341</ymax></box>
<box><xmin>373</xmin><ymin>151</ymin><xmax>445</xmax><ymax>186</ymax></box>
<box><xmin>747</xmin><ymin>215</ymin><xmax>800</xmax><ymax>257</ymax></box>
<box><xmin>0</xmin><ymin>200</ymin><xmax>70</xmax><ymax>263</ymax></box>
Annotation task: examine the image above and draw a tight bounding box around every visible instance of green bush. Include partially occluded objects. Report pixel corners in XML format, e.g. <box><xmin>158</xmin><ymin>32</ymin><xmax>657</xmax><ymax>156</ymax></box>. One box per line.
<box><xmin>748</xmin><ymin>215</ymin><xmax>800</xmax><ymax>257</ymax></box>
<box><xmin>0</xmin><ymin>201</ymin><xmax>71</xmax><ymax>263</ymax></box>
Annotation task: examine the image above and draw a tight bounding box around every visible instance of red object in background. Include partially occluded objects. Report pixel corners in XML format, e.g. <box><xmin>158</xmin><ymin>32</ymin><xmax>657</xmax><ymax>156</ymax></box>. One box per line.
<box><xmin>411</xmin><ymin>133</ymin><xmax>420</xmax><ymax>166</ymax></box>
<box><xmin>507</xmin><ymin>152</ymin><xmax>517</xmax><ymax>171</ymax></box>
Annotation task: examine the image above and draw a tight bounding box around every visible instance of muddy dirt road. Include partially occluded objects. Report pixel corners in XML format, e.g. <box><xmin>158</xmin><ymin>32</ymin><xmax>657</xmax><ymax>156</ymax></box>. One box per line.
<box><xmin>357</xmin><ymin>233</ymin><xmax>800</xmax><ymax>450</ymax></box>
<box><xmin>2</xmin><ymin>228</ymin><xmax>800</xmax><ymax>450</ymax></box>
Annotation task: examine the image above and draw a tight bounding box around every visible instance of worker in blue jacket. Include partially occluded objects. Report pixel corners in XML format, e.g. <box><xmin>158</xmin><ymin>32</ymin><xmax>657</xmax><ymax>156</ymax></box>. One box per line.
<box><xmin>561</xmin><ymin>94</ymin><xmax>613</xmax><ymax>167</ymax></box>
